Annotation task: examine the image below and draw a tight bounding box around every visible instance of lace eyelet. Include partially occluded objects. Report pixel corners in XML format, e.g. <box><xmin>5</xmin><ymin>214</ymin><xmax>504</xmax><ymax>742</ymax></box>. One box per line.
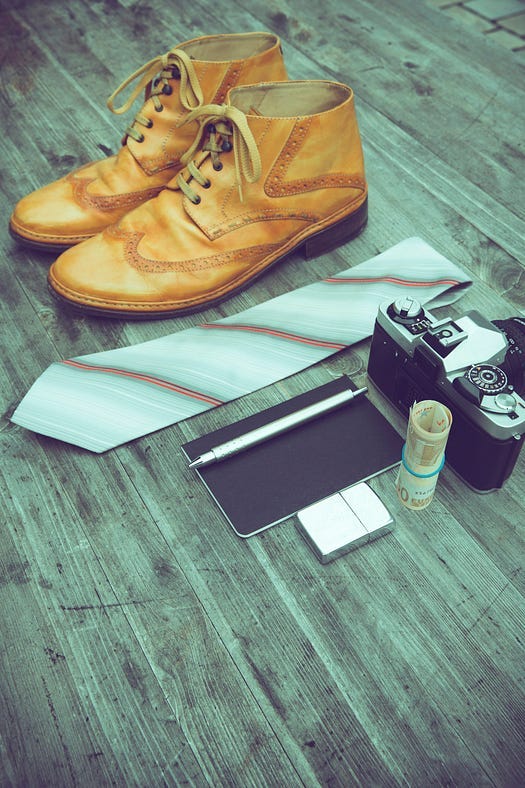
<box><xmin>137</xmin><ymin>133</ymin><xmax>145</xmax><ymax>143</ymax></box>
<box><xmin>193</xmin><ymin>195</ymin><xmax>201</xmax><ymax>205</ymax></box>
<box><xmin>221</xmin><ymin>140</ymin><xmax>232</xmax><ymax>152</ymax></box>
<box><xmin>213</xmin><ymin>162</ymin><xmax>223</xmax><ymax>171</ymax></box>
<box><xmin>146</xmin><ymin>119</ymin><xmax>154</xmax><ymax>128</ymax></box>
<box><xmin>155</xmin><ymin>104</ymin><xmax>164</xmax><ymax>113</ymax></box>
<box><xmin>203</xmin><ymin>180</ymin><xmax>211</xmax><ymax>188</ymax></box>
<box><xmin>163</xmin><ymin>84</ymin><xmax>173</xmax><ymax>96</ymax></box>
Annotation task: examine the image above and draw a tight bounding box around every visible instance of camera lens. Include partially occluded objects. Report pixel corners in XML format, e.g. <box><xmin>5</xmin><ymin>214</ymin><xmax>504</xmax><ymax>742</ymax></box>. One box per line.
<box><xmin>492</xmin><ymin>317</ymin><xmax>525</xmax><ymax>395</ymax></box>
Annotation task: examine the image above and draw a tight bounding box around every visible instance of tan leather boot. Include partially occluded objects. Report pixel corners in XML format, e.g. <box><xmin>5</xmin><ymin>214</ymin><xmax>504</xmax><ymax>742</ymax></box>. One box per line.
<box><xmin>48</xmin><ymin>80</ymin><xmax>368</xmax><ymax>317</ymax></box>
<box><xmin>9</xmin><ymin>33</ymin><xmax>287</xmax><ymax>252</ymax></box>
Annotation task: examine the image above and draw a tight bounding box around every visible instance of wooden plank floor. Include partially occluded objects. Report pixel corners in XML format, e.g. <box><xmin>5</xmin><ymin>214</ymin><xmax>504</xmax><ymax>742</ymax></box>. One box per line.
<box><xmin>1</xmin><ymin>0</ymin><xmax>524</xmax><ymax>784</ymax></box>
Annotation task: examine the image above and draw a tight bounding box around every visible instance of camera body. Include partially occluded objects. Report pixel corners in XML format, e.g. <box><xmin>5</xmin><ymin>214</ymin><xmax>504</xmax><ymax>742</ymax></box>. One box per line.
<box><xmin>367</xmin><ymin>298</ymin><xmax>525</xmax><ymax>491</ymax></box>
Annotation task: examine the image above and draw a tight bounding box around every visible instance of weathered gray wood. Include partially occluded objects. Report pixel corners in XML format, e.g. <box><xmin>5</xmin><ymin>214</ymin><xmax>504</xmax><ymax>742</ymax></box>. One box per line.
<box><xmin>226</xmin><ymin>0</ymin><xmax>525</xmax><ymax>219</ymax></box>
<box><xmin>1</xmin><ymin>0</ymin><xmax>524</xmax><ymax>784</ymax></box>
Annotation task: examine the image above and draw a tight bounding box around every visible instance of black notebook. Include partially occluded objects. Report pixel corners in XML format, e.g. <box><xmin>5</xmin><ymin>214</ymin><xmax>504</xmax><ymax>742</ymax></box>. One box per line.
<box><xmin>182</xmin><ymin>376</ymin><xmax>403</xmax><ymax>537</ymax></box>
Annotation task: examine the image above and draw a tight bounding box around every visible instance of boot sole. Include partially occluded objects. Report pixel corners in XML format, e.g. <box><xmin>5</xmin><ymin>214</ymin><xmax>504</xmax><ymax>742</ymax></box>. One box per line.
<box><xmin>9</xmin><ymin>223</ymin><xmax>89</xmax><ymax>254</ymax></box>
<box><xmin>48</xmin><ymin>198</ymin><xmax>368</xmax><ymax>320</ymax></box>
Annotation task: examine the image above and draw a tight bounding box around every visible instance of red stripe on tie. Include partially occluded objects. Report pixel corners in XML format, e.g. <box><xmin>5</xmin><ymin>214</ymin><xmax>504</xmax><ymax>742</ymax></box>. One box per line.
<box><xmin>61</xmin><ymin>360</ymin><xmax>224</xmax><ymax>406</ymax></box>
<box><xmin>323</xmin><ymin>276</ymin><xmax>460</xmax><ymax>287</ymax></box>
<box><xmin>199</xmin><ymin>322</ymin><xmax>346</xmax><ymax>350</ymax></box>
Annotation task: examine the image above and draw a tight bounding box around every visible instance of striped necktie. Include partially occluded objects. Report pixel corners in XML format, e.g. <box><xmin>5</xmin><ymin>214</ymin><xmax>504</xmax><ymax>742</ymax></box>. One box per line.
<box><xmin>12</xmin><ymin>237</ymin><xmax>471</xmax><ymax>452</ymax></box>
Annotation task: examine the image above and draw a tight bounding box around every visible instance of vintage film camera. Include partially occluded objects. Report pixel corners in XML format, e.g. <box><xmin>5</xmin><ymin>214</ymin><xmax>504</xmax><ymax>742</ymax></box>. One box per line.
<box><xmin>367</xmin><ymin>297</ymin><xmax>525</xmax><ymax>491</ymax></box>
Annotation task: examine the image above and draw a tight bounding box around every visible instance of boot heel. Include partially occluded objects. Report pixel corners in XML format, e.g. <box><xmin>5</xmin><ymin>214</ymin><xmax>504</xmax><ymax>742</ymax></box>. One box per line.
<box><xmin>303</xmin><ymin>197</ymin><xmax>368</xmax><ymax>259</ymax></box>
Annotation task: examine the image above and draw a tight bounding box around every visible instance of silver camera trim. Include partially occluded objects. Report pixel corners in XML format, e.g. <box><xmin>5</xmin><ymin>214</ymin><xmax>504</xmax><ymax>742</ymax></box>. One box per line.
<box><xmin>376</xmin><ymin>301</ymin><xmax>525</xmax><ymax>441</ymax></box>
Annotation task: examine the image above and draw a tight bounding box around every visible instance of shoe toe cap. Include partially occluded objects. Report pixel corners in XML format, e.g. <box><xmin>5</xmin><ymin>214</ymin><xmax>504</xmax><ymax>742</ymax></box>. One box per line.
<box><xmin>10</xmin><ymin>174</ymin><xmax>117</xmax><ymax>247</ymax></box>
<box><xmin>11</xmin><ymin>179</ymin><xmax>91</xmax><ymax>244</ymax></box>
<box><xmin>48</xmin><ymin>231</ymin><xmax>166</xmax><ymax>314</ymax></box>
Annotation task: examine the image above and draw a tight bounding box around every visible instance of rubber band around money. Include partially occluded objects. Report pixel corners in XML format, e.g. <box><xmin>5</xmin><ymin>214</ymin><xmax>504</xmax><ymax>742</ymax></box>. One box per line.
<box><xmin>401</xmin><ymin>444</ymin><xmax>446</xmax><ymax>478</ymax></box>
<box><xmin>396</xmin><ymin>399</ymin><xmax>452</xmax><ymax>510</ymax></box>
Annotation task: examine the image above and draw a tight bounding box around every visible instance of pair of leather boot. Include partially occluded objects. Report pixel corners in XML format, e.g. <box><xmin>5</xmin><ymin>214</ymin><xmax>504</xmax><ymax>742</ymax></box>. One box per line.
<box><xmin>10</xmin><ymin>32</ymin><xmax>368</xmax><ymax>318</ymax></box>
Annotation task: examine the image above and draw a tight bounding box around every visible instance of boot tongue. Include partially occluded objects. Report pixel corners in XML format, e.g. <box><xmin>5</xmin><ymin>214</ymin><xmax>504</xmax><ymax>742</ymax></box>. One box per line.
<box><xmin>176</xmin><ymin>103</ymin><xmax>262</xmax><ymax>200</ymax></box>
<box><xmin>107</xmin><ymin>48</ymin><xmax>202</xmax><ymax>115</ymax></box>
<box><xmin>107</xmin><ymin>49</ymin><xmax>205</xmax><ymax>174</ymax></box>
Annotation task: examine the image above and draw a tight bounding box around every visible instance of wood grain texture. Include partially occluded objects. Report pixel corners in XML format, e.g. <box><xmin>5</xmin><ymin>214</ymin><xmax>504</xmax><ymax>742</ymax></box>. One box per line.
<box><xmin>1</xmin><ymin>0</ymin><xmax>524</xmax><ymax>784</ymax></box>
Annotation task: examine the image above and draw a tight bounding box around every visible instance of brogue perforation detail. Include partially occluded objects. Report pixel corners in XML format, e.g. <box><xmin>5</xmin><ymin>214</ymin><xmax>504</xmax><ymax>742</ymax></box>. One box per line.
<box><xmin>212</xmin><ymin>63</ymin><xmax>243</xmax><ymax>105</ymax></box>
<box><xmin>205</xmin><ymin>209</ymin><xmax>319</xmax><ymax>240</ymax></box>
<box><xmin>69</xmin><ymin>175</ymin><xmax>164</xmax><ymax>212</ymax></box>
<box><xmin>265</xmin><ymin>118</ymin><xmax>367</xmax><ymax>197</ymax></box>
<box><xmin>120</xmin><ymin>228</ymin><xmax>282</xmax><ymax>273</ymax></box>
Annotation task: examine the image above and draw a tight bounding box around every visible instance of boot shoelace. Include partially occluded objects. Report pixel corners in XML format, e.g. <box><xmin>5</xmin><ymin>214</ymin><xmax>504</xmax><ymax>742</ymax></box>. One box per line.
<box><xmin>173</xmin><ymin>103</ymin><xmax>262</xmax><ymax>203</ymax></box>
<box><xmin>106</xmin><ymin>49</ymin><xmax>203</xmax><ymax>143</ymax></box>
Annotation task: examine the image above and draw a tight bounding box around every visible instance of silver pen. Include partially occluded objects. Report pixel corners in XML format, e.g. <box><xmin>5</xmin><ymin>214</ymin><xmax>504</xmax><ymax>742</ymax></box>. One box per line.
<box><xmin>188</xmin><ymin>386</ymin><xmax>367</xmax><ymax>469</ymax></box>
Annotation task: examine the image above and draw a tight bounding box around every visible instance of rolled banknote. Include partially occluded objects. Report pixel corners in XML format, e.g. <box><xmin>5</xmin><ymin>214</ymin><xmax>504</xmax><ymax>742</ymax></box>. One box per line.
<box><xmin>396</xmin><ymin>400</ymin><xmax>452</xmax><ymax>510</ymax></box>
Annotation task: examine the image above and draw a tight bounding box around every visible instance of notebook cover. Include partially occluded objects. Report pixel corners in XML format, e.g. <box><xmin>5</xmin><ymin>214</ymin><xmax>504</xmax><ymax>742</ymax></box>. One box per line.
<box><xmin>182</xmin><ymin>376</ymin><xmax>403</xmax><ymax>537</ymax></box>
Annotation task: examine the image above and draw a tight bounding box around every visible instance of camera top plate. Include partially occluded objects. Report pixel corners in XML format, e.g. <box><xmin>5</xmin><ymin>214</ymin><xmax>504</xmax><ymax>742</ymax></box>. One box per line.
<box><xmin>374</xmin><ymin>301</ymin><xmax>525</xmax><ymax>440</ymax></box>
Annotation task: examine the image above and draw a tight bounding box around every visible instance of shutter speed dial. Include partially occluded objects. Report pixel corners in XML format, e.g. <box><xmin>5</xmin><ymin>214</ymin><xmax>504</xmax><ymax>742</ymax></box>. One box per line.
<box><xmin>455</xmin><ymin>364</ymin><xmax>518</xmax><ymax>414</ymax></box>
<box><xmin>466</xmin><ymin>364</ymin><xmax>508</xmax><ymax>394</ymax></box>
